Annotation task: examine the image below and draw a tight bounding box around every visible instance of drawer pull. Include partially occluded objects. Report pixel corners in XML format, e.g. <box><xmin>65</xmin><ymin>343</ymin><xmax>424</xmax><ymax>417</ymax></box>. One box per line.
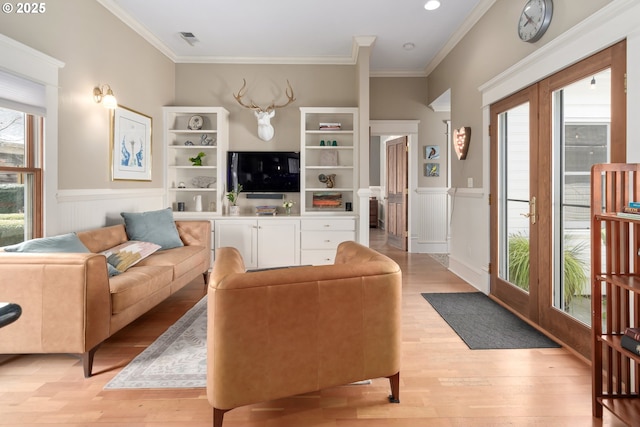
<box><xmin>324</xmin><ymin>239</ymin><xmax>331</xmax><ymax>243</ymax></box>
<box><xmin>323</xmin><ymin>224</ymin><xmax>330</xmax><ymax>227</ymax></box>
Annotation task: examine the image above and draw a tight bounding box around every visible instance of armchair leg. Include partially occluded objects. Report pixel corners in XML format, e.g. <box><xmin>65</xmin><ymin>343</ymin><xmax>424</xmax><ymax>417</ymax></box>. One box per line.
<box><xmin>82</xmin><ymin>345</ymin><xmax>100</xmax><ymax>378</ymax></box>
<box><xmin>203</xmin><ymin>272</ymin><xmax>209</xmax><ymax>285</ymax></box>
<box><xmin>387</xmin><ymin>372</ymin><xmax>400</xmax><ymax>403</ymax></box>
<box><xmin>213</xmin><ymin>408</ymin><xmax>228</xmax><ymax>427</ymax></box>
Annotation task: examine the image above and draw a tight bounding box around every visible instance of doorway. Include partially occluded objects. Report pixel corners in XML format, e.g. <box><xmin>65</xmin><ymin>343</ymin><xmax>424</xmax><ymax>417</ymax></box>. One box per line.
<box><xmin>490</xmin><ymin>41</ymin><xmax>626</xmax><ymax>358</ymax></box>
<box><xmin>369</xmin><ymin>120</ymin><xmax>420</xmax><ymax>253</ymax></box>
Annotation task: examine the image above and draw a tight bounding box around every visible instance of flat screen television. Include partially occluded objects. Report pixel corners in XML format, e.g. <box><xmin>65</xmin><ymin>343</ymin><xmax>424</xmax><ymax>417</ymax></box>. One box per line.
<box><xmin>227</xmin><ymin>151</ymin><xmax>300</xmax><ymax>192</ymax></box>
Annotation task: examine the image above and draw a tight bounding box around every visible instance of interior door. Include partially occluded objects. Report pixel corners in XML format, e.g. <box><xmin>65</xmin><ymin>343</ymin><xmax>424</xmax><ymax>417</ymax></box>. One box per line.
<box><xmin>386</xmin><ymin>137</ymin><xmax>408</xmax><ymax>250</ymax></box>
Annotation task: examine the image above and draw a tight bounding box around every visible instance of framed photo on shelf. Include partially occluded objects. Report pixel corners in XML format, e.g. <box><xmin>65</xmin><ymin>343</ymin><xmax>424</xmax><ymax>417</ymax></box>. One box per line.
<box><xmin>111</xmin><ymin>105</ymin><xmax>152</xmax><ymax>181</ymax></box>
<box><xmin>424</xmin><ymin>163</ymin><xmax>440</xmax><ymax>177</ymax></box>
<box><xmin>425</xmin><ymin>145</ymin><xmax>440</xmax><ymax>160</ymax></box>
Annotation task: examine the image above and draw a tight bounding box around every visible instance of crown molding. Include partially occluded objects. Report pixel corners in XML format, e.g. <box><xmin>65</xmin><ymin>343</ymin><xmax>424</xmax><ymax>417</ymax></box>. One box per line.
<box><xmin>424</xmin><ymin>0</ymin><xmax>497</xmax><ymax>76</ymax></box>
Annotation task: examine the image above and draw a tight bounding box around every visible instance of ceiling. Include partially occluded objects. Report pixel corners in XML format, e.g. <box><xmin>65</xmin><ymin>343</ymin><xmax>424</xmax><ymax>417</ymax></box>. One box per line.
<box><xmin>99</xmin><ymin>0</ymin><xmax>493</xmax><ymax>77</ymax></box>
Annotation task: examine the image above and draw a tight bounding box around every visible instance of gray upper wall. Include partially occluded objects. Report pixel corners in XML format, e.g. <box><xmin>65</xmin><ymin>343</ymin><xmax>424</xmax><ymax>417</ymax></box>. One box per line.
<box><xmin>427</xmin><ymin>0</ymin><xmax>612</xmax><ymax>188</ymax></box>
<box><xmin>0</xmin><ymin>0</ymin><xmax>613</xmax><ymax>192</ymax></box>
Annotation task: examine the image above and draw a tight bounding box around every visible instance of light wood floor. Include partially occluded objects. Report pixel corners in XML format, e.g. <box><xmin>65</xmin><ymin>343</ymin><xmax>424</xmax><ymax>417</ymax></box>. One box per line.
<box><xmin>0</xmin><ymin>229</ymin><xmax>626</xmax><ymax>426</ymax></box>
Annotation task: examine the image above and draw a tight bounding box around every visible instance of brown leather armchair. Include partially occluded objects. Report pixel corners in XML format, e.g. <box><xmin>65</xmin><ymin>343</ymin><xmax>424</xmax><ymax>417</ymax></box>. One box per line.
<box><xmin>207</xmin><ymin>240</ymin><xmax>402</xmax><ymax>427</ymax></box>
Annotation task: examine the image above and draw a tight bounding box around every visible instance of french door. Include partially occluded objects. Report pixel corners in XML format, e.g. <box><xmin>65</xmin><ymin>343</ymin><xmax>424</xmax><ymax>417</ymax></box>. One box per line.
<box><xmin>490</xmin><ymin>41</ymin><xmax>626</xmax><ymax>358</ymax></box>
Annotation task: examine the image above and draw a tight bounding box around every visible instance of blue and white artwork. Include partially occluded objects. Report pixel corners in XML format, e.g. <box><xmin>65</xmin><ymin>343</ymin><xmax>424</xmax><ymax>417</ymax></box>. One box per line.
<box><xmin>112</xmin><ymin>106</ymin><xmax>152</xmax><ymax>181</ymax></box>
<box><xmin>120</xmin><ymin>133</ymin><xmax>144</xmax><ymax>168</ymax></box>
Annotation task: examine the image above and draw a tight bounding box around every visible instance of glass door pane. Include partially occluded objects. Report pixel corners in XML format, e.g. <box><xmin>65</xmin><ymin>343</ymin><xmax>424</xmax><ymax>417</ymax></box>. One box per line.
<box><xmin>498</xmin><ymin>102</ymin><xmax>531</xmax><ymax>292</ymax></box>
<box><xmin>552</xmin><ymin>70</ymin><xmax>611</xmax><ymax>325</ymax></box>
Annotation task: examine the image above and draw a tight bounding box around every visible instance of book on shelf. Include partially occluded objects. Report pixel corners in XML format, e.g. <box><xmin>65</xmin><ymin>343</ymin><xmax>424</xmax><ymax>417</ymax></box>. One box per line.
<box><xmin>319</xmin><ymin>122</ymin><xmax>341</xmax><ymax>130</ymax></box>
<box><xmin>622</xmin><ymin>205</ymin><xmax>640</xmax><ymax>214</ymax></box>
<box><xmin>628</xmin><ymin>201</ymin><xmax>640</xmax><ymax>208</ymax></box>
<box><xmin>624</xmin><ymin>327</ymin><xmax>640</xmax><ymax>341</ymax></box>
<box><xmin>615</xmin><ymin>212</ymin><xmax>640</xmax><ymax>220</ymax></box>
<box><xmin>620</xmin><ymin>335</ymin><xmax>640</xmax><ymax>356</ymax></box>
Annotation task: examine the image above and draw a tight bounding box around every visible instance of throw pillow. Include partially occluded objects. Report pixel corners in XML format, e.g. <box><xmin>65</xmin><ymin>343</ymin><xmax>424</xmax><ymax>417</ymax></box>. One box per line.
<box><xmin>101</xmin><ymin>241</ymin><xmax>161</xmax><ymax>274</ymax></box>
<box><xmin>120</xmin><ymin>208</ymin><xmax>184</xmax><ymax>250</ymax></box>
<box><xmin>3</xmin><ymin>233</ymin><xmax>90</xmax><ymax>253</ymax></box>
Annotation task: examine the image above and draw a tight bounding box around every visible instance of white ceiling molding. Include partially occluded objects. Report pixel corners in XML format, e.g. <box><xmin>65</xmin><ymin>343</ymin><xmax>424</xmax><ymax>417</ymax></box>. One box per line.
<box><xmin>429</xmin><ymin>89</ymin><xmax>451</xmax><ymax>112</ymax></box>
<box><xmin>424</xmin><ymin>0</ymin><xmax>497</xmax><ymax>77</ymax></box>
<box><xmin>97</xmin><ymin>0</ymin><xmax>178</xmax><ymax>62</ymax></box>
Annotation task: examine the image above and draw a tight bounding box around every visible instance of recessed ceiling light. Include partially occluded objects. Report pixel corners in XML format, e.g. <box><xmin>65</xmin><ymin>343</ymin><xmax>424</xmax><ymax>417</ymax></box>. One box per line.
<box><xmin>403</xmin><ymin>42</ymin><xmax>416</xmax><ymax>51</ymax></box>
<box><xmin>424</xmin><ymin>0</ymin><xmax>441</xmax><ymax>11</ymax></box>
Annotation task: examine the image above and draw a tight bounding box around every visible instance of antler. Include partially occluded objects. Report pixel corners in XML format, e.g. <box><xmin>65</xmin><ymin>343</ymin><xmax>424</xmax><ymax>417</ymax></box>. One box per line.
<box><xmin>233</xmin><ymin>79</ymin><xmax>295</xmax><ymax>112</ymax></box>
<box><xmin>266</xmin><ymin>80</ymin><xmax>295</xmax><ymax>112</ymax></box>
<box><xmin>233</xmin><ymin>79</ymin><xmax>262</xmax><ymax>111</ymax></box>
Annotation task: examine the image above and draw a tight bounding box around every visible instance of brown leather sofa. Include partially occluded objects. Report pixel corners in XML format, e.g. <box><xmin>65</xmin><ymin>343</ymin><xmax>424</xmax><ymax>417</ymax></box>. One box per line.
<box><xmin>0</xmin><ymin>220</ymin><xmax>211</xmax><ymax>377</ymax></box>
<box><xmin>207</xmin><ymin>240</ymin><xmax>402</xmax><ymax>427</ymax></box>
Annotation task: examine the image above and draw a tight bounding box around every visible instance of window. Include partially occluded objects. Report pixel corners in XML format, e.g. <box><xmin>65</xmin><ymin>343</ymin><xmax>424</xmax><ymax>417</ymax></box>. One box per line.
<box><xmin>0</xmin><ymin>106</ymin><xmax>43</xmax><ymax>245</ymax></box>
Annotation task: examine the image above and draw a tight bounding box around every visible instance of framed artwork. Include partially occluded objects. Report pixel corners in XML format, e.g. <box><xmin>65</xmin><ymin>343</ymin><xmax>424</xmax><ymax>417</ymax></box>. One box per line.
<box><xmin>425</xmin><ymin>145</ymin><xmax>440</xmax><ymax>160</ymax></box>
<box><xmin>424</xmin><ymin>163</ymin><xmax>440</xmax><ymax>177</ymax></box>
<box><xmin>111</xmin><ymin>105</ymin><xmax>152</xmax><ymax>181</ymax></box>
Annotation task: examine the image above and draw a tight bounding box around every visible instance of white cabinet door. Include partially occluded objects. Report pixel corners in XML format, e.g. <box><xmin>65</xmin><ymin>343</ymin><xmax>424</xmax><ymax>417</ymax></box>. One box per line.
<box><xmin>256</xmin><ymin>219</ymin><xmax>300</xmax><ymax>268</ymax></box>
<box><xmin>215</xmin><ymin>220</ymin><xmax>258</xmax><ymax>268</ymax></box>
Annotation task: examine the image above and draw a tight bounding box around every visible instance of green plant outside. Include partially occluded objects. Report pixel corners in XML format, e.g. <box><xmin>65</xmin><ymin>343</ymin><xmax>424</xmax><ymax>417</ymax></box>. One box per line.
<box><xmin>0</xmin><ymin>213</ymin><xmax>25</xmax><ymax>246</ymax></box>
<box><xmin>507</xmin><ymin>232</ymin><xmax>588</xmax><ymax>307</ymax></box>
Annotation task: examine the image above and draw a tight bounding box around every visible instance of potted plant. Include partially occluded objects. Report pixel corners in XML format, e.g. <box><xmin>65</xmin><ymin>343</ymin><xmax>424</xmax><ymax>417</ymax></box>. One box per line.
<box><xmin>226</xmin><ymin>184</ymin><xmax>243</xmax><ymax>215</ymax></box>
<box><xmin>282</xmin><ymin>200</ymin><xmax>294</xmax><ymax>215</ymax></box>
<box><xmin>507</xmin><ymin>232</ymin><xmax>587</xmax><ymax>308</ymax></box>
<box><xmin>189</xmin><ymin>152</ymin><xmax>206</xmax><ymax>166</ymax></box>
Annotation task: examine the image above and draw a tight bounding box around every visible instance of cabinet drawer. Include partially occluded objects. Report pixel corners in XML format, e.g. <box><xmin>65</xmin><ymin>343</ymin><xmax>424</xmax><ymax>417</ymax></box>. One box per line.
<box><xmin>301</xmin><ymin>231</ymin><xmax>355</xmax><ymax>249</ymax></box>
<box><xmin>301</xmin><ymin>250</ymin><xmax>336</xmax><ymax>265</ymax></box>
<box><xmin>301</xmin><ymin>219</ymin><xmax>355</xmax><ymax>231</ymax></box>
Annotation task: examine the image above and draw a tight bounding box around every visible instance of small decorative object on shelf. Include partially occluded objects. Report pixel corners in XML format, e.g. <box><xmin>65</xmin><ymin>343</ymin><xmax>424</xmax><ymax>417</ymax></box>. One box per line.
<box><xmin>226</xmin><ymin>184</ymin><xmax>243</xmax><ymax>216</ymax></box>
<box><xmin>319</xmin><ymin>122</ymin><xmax>341</xmax><ymax>130</ymax></box>
<box><xmin>313</xmin><ymin>192</ymin><xmax>342</xmax><ymax>208</ymax></box>
<box><xmin>318</xmin><ymin>173</ymin><xmax>336</xmax><ymax>188</ymax></box>
<box><xmin>320</xmin><ymin>140</ymin><xmax>325</xmax><ymax>146</ymax></box>
<box><xmin>188</xmin><ymin>115</ymin><xmax>203</xmax><ymax>130</ymax></box>
<box><xmin>193</xmin><ymin>195</ymin><xmax>203</xmax><ymax>212</ymax></box>
<box><xmin>332</xmin><ymin>140</ymin><xmax>337</xmax><ymax>146</ymax></box>
<box><xmin>184</xmin><ymin>140</ymin><xmax>194</xmax><ymax>146</ymax></box>
<box><xmin>256</xmin><ymin>206</ymin><xmax>278</xmax><ymax>216</ymax></box>
<box><xmin>192</xmin><ymin>176</ymin><xmax>216</xmax><ymax>188</ymax></box>
<box><xmin>200</xmin><ymin>134</ymin><xmax>215</xmax><ymax>146</ymax></box>
<box><xmin>189</xmin><ymin>152</ymin><xmax>206</xmax><ymax>166</ymax></box>
<box><xmin>177</xmin><ymin>182</ymin><xmax>186</xmax><ymax>188</ymax></box>
<box><xmin>283</xmin><ymin>200</ymin><xmax>294</xmax><ymax>215</ymax></box>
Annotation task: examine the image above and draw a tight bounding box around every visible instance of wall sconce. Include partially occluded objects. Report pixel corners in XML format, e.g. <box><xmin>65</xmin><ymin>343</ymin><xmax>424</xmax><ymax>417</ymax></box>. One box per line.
<box><xmin>93</xmin><ymin>84</ymin><xmax>118</xmax><ymax>109</ymax></box>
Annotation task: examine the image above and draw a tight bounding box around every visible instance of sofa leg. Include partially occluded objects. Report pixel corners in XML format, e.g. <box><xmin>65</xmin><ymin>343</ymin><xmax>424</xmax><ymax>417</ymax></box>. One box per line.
<box><xmin>203</xmin><ymin>272</ymin><xmax>209</xmax><ymax>285</ymax></box>
<box><xmin>82</xmin><ymin>345</ymin><xmax>100</xmax><ymax>378</ymax></box>
<box><xmin>387</xmin><ymin>372</ymin><xmax>400</xmax><ymax>403</ymax></box>
<box><xmin>213</xmin><ymin>408</ymin><xmax>228</xmax><ymax>427</ymax></box>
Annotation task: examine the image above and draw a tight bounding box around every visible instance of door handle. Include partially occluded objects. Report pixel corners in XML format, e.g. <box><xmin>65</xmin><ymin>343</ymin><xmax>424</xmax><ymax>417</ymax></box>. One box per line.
<box><xmin>520</xmin><ymin>196</ymin><xmax>537</xmax><ymax>225</ymax></box>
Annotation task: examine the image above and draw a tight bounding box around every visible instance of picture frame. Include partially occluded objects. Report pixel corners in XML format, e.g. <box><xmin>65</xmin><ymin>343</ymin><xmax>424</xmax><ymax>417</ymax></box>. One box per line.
<box><xmin>111</xmin><ymin>105</ymin><xmax>152</xmax><ymax>181</ymax></box>
<box><xmin>425</xmin><ymin>145</ymin><xmax>440</xmax><ymax>160</ymax></box>
<box><xmin>424</xmin><ymin>163</ymin><xmax>440</xmax><ymax>177</ymax></box>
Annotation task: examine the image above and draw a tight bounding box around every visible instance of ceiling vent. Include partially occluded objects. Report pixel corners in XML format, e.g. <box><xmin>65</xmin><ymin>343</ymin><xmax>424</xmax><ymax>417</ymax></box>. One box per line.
<box><xmin>179</xmin><ymin>32</ymin><xmax>199</xmax><ymax>46</ymax></box>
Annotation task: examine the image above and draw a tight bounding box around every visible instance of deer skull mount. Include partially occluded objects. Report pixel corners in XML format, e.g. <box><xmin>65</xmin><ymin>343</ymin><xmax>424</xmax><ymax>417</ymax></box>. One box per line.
<box><xmin>233</xmin><ymin>79</ymin><xmax>295</xmax><ymax>142</ymax></box>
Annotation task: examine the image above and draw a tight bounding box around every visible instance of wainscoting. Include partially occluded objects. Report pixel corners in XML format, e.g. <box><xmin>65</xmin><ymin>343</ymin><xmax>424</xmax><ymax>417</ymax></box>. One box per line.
<box><xmin>54</xmin><ymin>188</ymin><xmax>165</xmax><ymax>234</ymax></box>
<box><xmin>411</xmin><ymin>187</ymin><xmax>449</xmax><ymax>253</ymax></box>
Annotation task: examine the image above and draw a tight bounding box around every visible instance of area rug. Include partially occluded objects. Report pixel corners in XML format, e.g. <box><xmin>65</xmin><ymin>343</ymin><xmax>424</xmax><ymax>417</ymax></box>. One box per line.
<box><xmin>421</xmin><ymin>292</ymin><xmax>560</xmax><ymax>350</ymax></box>
<box><xmin>104</xmin><ymin>296</ymin><xmax>208</xmax><ymax>389</ymax></box>
<box><xmin>428</xmin><ymin>253</ymin><xmax>449</xmax><ymax>268</ymax></box>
